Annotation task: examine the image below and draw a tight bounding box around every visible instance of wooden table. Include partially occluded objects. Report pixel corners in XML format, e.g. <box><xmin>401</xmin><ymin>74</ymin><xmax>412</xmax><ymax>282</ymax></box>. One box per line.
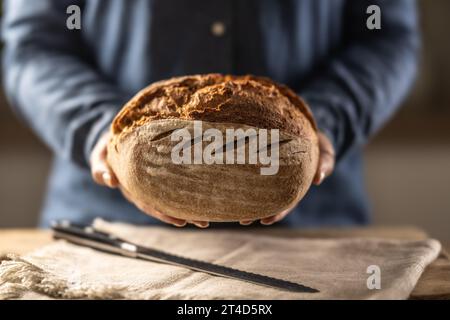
<box><xmin>0</xmin><ymin>227</ymin><xmax>449</xmax><ymax>299</ymax></box>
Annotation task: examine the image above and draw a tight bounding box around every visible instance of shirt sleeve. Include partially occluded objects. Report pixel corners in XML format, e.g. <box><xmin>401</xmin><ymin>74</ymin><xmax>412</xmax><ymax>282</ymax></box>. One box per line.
<box><xmin>300</xmin><ymin>0</ymin><xmax>420</xmax><ymax>160</ymax></box>
<box><xmin>1</xmin><ymin>0</ymin><xmax>127</xmax><ymax>167</ymax></box>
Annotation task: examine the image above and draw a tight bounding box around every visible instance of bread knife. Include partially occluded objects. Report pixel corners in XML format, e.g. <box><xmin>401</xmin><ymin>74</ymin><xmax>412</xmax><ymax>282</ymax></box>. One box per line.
<box><xmin>51</xmin><ymin>220</ymin><xmax>318</xmax><ymax>293</ymax></box>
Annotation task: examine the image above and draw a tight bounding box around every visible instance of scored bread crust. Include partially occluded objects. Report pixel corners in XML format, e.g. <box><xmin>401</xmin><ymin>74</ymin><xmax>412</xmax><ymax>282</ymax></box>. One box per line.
<box><xmin>107</xmin><ymin>74</ymin><xmax>319</xmax><ymax>222</ymax></box>
<box><xmin>111</xmin><ymin>74</ymin><xmax>317</xmax><ymax>138</ymax></box>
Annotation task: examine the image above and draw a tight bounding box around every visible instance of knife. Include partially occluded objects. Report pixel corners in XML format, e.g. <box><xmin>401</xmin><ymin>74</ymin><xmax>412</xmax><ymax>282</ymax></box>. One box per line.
<box><xmin>51</xmin><ymin>220</ymin><xmax>318</xmax><ymax>293</ymax></box>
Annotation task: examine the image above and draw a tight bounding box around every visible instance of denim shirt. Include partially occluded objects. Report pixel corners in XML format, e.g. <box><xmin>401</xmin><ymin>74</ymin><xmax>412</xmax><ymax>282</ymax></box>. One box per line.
<box><xmin>1</xmin><ymin>0</ymin><xmax>419</xmax><ymax>227</ymax></box>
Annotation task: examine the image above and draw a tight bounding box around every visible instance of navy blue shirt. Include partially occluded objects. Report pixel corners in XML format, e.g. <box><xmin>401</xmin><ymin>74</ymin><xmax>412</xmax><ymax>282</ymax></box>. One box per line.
<box><xmin>1</xmin><ymin>0</ymin><xmax>419</xmax><ymax>227</ymax></box>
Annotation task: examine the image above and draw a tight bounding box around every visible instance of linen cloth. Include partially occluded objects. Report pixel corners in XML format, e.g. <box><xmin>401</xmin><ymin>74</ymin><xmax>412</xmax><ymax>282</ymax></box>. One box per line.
<box><xmin>0</xmin><ymin>220</ymin><xmax>441</xmax><ymax>299</ymax></box>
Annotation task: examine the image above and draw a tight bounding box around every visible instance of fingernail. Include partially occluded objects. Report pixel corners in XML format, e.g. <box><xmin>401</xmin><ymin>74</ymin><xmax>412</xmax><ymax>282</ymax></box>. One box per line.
<box><xmin>240</xmin><ymin>221</ymin><xmax>253</xmax><ymax>226</ymax></box>
<box><xmin>197</xmin><ymin>222</ymin><xmax>209</xmax><ymax>228</ymax></box>
<box><xmin>260</xmin><ymin>220</ymin><xmax>273</xmax><ymax>226</ymax></box>
<box><xmin>173</xmin><ymin>222</ymin><xmax>187</xmax><ymax>227</ymax></box>
<box><xmin>102</xmin><ymin>172</ymin><xmax>112</xmax><ymax>185</ymax></box>
<box><xmin>318</xmin><ymin>171</ymin><xmax>325</xmax><ymax>184</ymax></box>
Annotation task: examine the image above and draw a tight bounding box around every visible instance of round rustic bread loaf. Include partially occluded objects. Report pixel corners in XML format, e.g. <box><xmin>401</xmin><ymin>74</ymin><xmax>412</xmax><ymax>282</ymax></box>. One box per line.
<box><xmin>107</xmin><ymin>74</ymin><xmax>319</xmax><ymax>222</ymax></box>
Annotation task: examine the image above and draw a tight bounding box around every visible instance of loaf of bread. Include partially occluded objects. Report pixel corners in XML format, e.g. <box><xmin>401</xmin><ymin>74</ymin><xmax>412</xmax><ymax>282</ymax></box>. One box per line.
<box><xmin>107</xmin><ymin>74</ymin><xmax>319</xmax><ymax>222</ymax></box>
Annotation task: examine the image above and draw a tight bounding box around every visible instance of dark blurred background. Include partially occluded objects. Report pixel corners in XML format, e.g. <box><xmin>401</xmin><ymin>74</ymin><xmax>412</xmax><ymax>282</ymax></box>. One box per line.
<box><xmin>0</xmin><ymin>1</ymin><xmax>449</xmax><ymax>240</ymax></box>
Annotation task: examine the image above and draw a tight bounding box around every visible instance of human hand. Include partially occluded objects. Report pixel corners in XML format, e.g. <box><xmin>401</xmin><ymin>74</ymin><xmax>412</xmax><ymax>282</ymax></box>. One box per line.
<box><xmin>241</xmin><ymin>131</ymin><xmax>335</xmax><ymax>226</ymax></box>
<box><xmin>90</xmin><ymin>132</ymin><xmax>209</xmax><ymax>228</ymax></box>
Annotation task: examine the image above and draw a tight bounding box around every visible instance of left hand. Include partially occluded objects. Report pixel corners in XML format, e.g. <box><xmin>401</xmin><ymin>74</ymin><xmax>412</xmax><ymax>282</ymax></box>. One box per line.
<box><xmin>240</xmin><ymin>131</ymin><xmax>336</xmax><ymax>226</ymax></box>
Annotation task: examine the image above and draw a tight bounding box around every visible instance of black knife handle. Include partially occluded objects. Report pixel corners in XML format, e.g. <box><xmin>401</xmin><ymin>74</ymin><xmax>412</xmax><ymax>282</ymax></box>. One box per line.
<box><xmin>51</xmin><ymin>220</ymin><xmax>120</xmax><ymax>247</ymax></box>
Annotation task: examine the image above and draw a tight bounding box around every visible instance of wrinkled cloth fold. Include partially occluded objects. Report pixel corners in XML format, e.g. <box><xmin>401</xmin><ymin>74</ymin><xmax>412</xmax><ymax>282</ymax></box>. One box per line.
<box><xmin>0</xmin><ymin>220</ymin><xmax>441</xmax><ymax>299</ymax></box>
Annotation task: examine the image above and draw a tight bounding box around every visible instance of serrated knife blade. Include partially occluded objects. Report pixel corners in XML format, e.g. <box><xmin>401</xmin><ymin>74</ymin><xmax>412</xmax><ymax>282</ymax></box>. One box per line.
<box><xmin>51</xmin><ymin>220</ymin><xmax>318</xmax><ymax>293</ymax></box>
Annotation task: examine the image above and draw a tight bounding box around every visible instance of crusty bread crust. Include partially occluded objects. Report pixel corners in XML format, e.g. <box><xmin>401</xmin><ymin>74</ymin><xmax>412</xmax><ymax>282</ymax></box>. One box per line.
<box><xmin>112</xmin><ymin>74</ymin><xmax>316</xmax><ymax>136</ymax></box>
<box><xmin>107</xmin><ymin>74</ymin><xmax>319</xmax><ymax>222</ymax></box>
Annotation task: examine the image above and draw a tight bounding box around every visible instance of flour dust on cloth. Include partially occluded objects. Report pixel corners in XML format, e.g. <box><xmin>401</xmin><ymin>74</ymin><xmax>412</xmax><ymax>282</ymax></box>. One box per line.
<box><xmin>0</xmin><ymin>219</ymin><xmax>441</xmax><ymax>299</ymax></box>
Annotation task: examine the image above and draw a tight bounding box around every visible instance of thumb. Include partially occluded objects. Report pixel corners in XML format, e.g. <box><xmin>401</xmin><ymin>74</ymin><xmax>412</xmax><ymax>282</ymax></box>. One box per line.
<box><xmin>90</xmin><ymin>133</ymin><xmax>119</xmax><ymax>188</ymax></box>
<box><xmin>313</xmin><ymin>132</ymin><xmax>335</xmax><ymax>185</ymax></box>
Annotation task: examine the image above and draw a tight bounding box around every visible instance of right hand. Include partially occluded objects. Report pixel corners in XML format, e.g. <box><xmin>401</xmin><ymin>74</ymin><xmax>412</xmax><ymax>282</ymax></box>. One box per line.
<box><xmin>89</xmin><ymin>132</ymin><xmax>209</xmax><ymax>228</ymax></box>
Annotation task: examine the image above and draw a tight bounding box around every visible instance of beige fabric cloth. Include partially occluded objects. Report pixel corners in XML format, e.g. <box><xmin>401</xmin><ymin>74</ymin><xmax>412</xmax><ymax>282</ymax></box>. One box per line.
<box><xmin>0</xmin><ymin>219</ymin><xmax>441</xmax><ymax>300</ymax></box>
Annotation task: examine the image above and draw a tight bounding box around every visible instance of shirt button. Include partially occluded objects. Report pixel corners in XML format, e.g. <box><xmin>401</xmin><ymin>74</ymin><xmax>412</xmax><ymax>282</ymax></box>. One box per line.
<box><xmin>211</xmin><ymin>21</ymin><xmax>226</xmax><ymax>37</ymax></box>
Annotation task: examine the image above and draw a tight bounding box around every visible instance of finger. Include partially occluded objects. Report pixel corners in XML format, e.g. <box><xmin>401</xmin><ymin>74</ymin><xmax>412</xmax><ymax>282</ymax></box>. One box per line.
<box><xmin>189</xmin><ymin>221</ymin><xmax>210</xmax><ymax>228</ymax></box>
<box><xmin>170</xmin><ymin>220</ymin><xmax>188</xmax><ymax>227</ymax></box>
<box><xmin>160</xmin><ymin>215</ymin><xmax>187</xmax><ymax>227</ymax></box>
<box><xmin>239</xmin><ymin>220</ymin><xmax>254</xmax><ymax>226</ymax></box>
<box><xmin>92</xmin><ymin>165</ymin><xmax>119</xmax><ymax>188</ymax></box>
<box><xmin>90</xmin><ymin>134</ymin><xmax>119</xmax><ymax>188</ymax></box>
<box><xmin>313</xmin><ymin>152</ymin><xmax>334</xmax><ymax>185</ymax></box>
<box><xmin>92</xmin><ymin>165</ymin><xmax>117</xmax><ymax>187</ymax></box>
<box><xmin>260</xmin><ymin>209</ymin><xmax>291</xmax><ymax>226</ymax></box>
<box><xmin>90</xmin><ymin>134</ymin><xmax>108</xmax><ymax>184</ymax></box>
<box><xmin>143</xmin><ymin>205</ymin><xmax>187</xmax><ymax>227</ymax></box>
<box><xmin>260</xmin><ymin>215</ymin><xmax>279</xmax><ymax>225</ymax></box>
<box><xmin>313</xmin><ymin>132</ymin><xmax>335</xmax><ymax>186</ymax></box>
<box><xmin>102</xmin><ymin>171</ymin><xmax>119</xmax><ymax>188</ymax></box>
<box><xmin>312</xmin><ymin>170</ymin><xmax>325</xmax><ymax>186</ymax></box>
